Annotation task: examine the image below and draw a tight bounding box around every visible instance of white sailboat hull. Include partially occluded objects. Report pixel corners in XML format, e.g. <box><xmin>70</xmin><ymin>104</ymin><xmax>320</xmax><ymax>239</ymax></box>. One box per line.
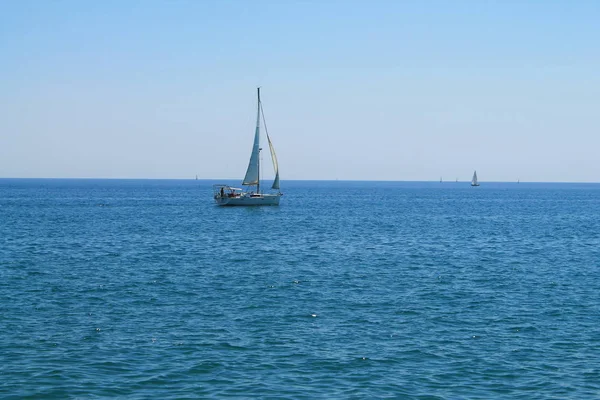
<box><xmin>215</xmin><ymin>193</ymin><xmax>281</xmax><ymax>206</ymax></box>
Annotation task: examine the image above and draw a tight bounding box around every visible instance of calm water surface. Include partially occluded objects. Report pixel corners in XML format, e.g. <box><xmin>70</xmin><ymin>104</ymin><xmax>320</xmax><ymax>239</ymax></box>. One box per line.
<box><xmin>1</xmin><ymin>179</ymin><xmax>599</xmax><ymax>399</ymax></box>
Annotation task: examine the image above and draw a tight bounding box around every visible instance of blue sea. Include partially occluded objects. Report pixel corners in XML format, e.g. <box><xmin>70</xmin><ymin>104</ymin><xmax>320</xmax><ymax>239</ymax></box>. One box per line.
<box><xmin>1</xmin><ymin>179</ymin><xmax>599</xmax><ymax>399</ymax></box>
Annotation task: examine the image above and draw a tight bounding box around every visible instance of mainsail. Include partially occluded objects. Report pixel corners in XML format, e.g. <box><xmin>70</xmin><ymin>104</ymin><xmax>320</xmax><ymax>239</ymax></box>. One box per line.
<box><xmin>242</xmin><ymin>94</ymin><xmax>261</xmax><ymax>186</ymax></box>
<box><xmin>472</xmin><ymin>171</ymin><xmax>478</xmax><ymax>186</ymax></box>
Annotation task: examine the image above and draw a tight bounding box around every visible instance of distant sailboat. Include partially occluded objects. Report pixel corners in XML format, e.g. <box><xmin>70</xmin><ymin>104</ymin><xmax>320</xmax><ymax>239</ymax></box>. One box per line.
<box><xmin>213</xmin><ymin>88</ymin><xmax>282</xmax><ymax>206</ymax></box>
<box><xmin>440</xmin><ymin>177</ymin><xmax>443</xmax><ymax>183</ymax></box>
<box><xmin>195</xmin><ymin>175</ymin><xmax>198</xmax><ymax>180</ymax></box>
<box><xmin>471</xmin><ymin>170</ymin><xmax>480</xmax><ymax>187</ymax></box>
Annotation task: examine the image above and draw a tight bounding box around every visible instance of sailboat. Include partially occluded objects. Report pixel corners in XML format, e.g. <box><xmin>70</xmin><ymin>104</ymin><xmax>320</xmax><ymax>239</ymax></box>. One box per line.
<box><xmin>471</xmin><ymin>170</ymin><xmax>480</xmax><ymax>187</ymax></box>
<box><xmin>213</xmin><ymin>88</ymin><xmax>282</xmax><ymax>206</ymax></box>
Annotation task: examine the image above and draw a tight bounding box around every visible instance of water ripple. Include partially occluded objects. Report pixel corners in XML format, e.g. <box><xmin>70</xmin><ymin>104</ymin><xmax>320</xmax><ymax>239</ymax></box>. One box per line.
<box><xmin>1</xmin><ymin>180</ymin><xmax>600</xmax><ymax>398</ymax></box>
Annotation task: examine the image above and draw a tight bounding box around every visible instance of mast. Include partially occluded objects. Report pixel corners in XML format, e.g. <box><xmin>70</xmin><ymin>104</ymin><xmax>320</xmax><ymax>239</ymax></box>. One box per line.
<box><xmin>257</xmin><ymin>87</ymin><xmax>261</xmax><ymax>194</ymax></box>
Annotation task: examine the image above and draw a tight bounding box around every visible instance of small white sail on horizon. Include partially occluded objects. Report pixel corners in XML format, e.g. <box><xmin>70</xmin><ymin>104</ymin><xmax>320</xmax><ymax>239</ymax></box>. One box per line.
<box><xmin>471</xmin><ymin>170</ymin><xmax>480</xmax><ymax>187</ymax></box>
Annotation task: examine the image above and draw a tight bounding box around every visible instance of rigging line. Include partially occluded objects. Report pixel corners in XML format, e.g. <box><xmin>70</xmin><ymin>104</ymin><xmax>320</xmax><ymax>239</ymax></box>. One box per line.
<box><xmin>259</xmin><ymin>101</ymin><xmax>270</xmax><ymax>140</ymax></box>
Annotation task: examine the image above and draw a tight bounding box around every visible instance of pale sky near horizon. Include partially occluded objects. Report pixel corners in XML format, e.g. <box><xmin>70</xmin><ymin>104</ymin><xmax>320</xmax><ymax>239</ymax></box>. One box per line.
<box><xmin>1</xmin><ymin>1</ymin><xmax>599</xmax><ymax>182</ymax></box>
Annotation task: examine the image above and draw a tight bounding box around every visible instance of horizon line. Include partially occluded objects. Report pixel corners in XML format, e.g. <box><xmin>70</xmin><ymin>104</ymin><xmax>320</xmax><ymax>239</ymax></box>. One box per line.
<box><xmin>1</xmin><ymin>177</ymin><xmax>599</xmax><ymax>184</ymax></box>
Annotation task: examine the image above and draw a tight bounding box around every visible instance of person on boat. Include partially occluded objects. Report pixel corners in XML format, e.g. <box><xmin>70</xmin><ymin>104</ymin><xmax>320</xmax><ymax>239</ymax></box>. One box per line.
<box><xmin>220</xmin><ymin>187</ymin><xmax>225</xmax><ymax>197</ymax></box>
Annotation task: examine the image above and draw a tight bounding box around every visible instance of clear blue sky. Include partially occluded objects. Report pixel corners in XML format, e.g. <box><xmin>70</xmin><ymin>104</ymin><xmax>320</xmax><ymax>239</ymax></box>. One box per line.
<box><xmin>1</xmin><ymin>0</ymin><xmax>599</xmax><ymax>181</ymax></box>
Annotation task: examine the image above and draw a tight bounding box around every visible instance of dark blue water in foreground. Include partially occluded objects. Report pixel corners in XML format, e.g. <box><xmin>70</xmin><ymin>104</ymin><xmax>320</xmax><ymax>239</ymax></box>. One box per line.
<box><xmin>1</xmin><ymin>179</ymin><xmax>600</xmax><ymax>399</ymax></box>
